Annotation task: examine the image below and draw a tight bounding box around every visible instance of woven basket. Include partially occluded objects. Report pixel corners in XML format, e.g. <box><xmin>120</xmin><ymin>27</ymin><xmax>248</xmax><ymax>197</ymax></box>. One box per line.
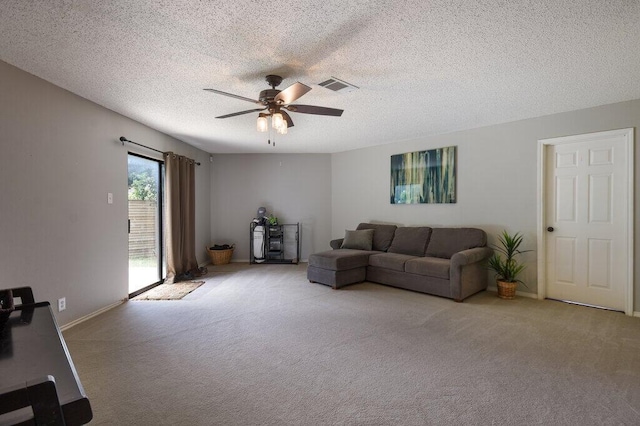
<box><xmin>497</xmin><ymin>280</ymin><xmax>517</xmax><ymax>299</ymax></box>
<box><xmin>206</xmin><ymin>247</ymin><xmax>234</xmax><ymax>265</ymax></box>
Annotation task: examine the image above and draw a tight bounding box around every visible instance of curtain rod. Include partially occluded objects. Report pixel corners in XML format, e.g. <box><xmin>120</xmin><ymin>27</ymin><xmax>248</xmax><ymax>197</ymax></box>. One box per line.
<box><xmin>119</xmin><ymin>136</ymin><xmax>201</xmax><ymax>165</ymax></box>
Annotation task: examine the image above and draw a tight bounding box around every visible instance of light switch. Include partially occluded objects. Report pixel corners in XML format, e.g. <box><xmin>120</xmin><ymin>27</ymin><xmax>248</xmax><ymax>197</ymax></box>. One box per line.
<box><xmin>107</xmin><ymin>193</ymin><xmax>113</xmax><ymax>204</ymax></box>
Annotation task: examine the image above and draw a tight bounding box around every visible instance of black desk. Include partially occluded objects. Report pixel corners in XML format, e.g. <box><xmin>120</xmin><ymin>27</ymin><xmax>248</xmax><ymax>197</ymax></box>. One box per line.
<box><xmin>0</xmin><ymin>301</ymin><xmax>92</xmax><ymax>425</ymax></box>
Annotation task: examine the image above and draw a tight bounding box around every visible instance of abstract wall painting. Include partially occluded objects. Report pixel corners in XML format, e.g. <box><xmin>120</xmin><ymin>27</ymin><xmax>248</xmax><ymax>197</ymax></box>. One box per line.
<box><xmin>390</xmin><ymin>146</ymin><xmax>457</xmax><ymax>204</ymax></box>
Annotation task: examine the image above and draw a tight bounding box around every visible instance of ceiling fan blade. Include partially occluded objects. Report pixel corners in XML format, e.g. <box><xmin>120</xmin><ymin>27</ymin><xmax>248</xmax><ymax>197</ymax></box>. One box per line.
<box><xmin>216</xmin><ymin>108</ymin><xmax>266</xmax><ymax>119</ymax></box>
<box><xmin>204</xmin><ymin>88</ymin><xmax>262</xmax><ymax>105</ymax></box>
<box><xmin>285</xmin><ymin>104</ymin><xmax>343</xmax><ymax>117</ymax></box>
<box><xmin>274</xmin><ymin>82</ymin><xmax>311</xmax><ymax>105</ymax></box>
<box><xmin>280</xmin><ymin>110</ymin><xmax>294</xmax><ymax>128</ymax></box>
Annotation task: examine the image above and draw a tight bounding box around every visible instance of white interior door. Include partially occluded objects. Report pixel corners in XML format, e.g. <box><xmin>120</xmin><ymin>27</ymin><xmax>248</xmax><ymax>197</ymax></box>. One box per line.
<box><xmin>541</xmin><ymin>129</ymin><xmax>633</xmax><ymax>312</ymax></box>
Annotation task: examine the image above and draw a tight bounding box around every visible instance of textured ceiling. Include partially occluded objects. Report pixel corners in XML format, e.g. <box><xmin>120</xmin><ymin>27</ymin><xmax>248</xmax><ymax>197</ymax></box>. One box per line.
<box><xmin>1</xmin><ymin>1</ymin><xmax>640</xmax><ymax>153</ymax></box>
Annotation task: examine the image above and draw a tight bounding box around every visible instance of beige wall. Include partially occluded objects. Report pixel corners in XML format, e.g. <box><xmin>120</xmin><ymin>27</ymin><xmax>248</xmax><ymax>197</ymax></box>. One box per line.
<box><xmin>210</xmin><ymin>154</ymin><xmax>332</xmax><ymax>261</ymax></box>
<box><xmin>0</xmin><ymin>60</ymin><xmax>211</xmax><ymax>325</ymax></box>
<box><xmin>331</xmin><ymin>99</ymin><xmax>639</xmax><ymax>311</ymax></box>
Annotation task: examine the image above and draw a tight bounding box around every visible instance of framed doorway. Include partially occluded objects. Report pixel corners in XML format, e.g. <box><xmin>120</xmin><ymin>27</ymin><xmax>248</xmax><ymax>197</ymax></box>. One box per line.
<box><xmin>128</xmin><ymin>153</ymin><xmax>165</xmax><ymax>297</ymax></box>
<box><xmin>537</xmin><ymin>128</ymin><xmax>634</xmax><ymax>315</ymax></box>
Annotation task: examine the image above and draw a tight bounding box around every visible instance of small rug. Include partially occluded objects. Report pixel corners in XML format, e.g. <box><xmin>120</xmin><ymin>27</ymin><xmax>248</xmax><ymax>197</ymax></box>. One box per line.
<box><xmin>132</xmin><ymin>281</ymin><xmax>204</xmax><ymax>301</ymax></box>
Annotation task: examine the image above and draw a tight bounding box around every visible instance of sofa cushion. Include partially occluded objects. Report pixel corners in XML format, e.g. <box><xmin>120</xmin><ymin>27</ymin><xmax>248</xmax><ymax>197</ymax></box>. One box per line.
<box><xmin>356</xmin><ymin>223</ymin><xmax>398</xmax><ymax>252</ymax></box>
<box><xmin>425</xmin><ymin>228</ymin><xmax>487</xmax><ymax>259</ymax></box>
<box><xmin>388</xmin><ymin>227</ymin><xmax>432</xmax><ymax>256</ymax></box>
<box><xmin>341</xmin><ymin>229</ymin><xmax>374</xmax><ymax>250</ymax></box>
<box><xmin>368</xmin><ymin>253</ymin><xmax>416</xmax><ymax>272</ymax></box>
<box><xmin>405</xmin><ymin>257</ymin><xmax>450</xmax><ymax>279</ymax></box>
<box><xmin>308</xmin><ymin>249</ymin><xmax>376</xmax><ymax>271</ymax></box>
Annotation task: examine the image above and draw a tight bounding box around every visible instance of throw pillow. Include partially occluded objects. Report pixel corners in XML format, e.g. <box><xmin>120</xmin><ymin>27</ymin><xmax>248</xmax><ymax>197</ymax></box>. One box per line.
<box><xmin>356</xmin><ymin>223</ymin><xmax>397</xmax><ymax>251</ymax></box>
<box><xmin>340</xmin><ymin>229</ymin><xmax>375</xmax><ymax>251</ymax></box>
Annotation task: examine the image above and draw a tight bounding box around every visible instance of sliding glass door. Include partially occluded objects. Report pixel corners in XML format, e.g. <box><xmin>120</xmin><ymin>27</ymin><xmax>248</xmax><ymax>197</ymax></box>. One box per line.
<box><xmin>128</xmin><ymin>154</ymin><xmax>164</xmax><ymax>296</ymax></box>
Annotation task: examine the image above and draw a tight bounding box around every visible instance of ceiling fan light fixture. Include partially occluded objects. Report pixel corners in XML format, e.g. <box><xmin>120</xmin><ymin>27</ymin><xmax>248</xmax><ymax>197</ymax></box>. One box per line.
<box><xmin>277</xmin><ymin>120</ymin><xmax>288</xmax><ymax>135</ymax></box>
<box><xmin>272</xmin><ymin>112</ymin><xmax>284</xmax><ymax>131</ymax></box>
<box><xmin>257</xmin><ymin>114</ymin><xmax>268</xmax><ymax>132</ymax></box>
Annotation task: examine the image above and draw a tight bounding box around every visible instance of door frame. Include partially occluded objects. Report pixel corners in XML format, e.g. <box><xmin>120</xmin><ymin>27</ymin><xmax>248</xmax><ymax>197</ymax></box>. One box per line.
<box><xmin>127</xmin><ymin>152</ymin><xmax>165</xmax><ymax>298</ymax></box>
<box><xmin>536</xmin><ymin>128</ymin><xmax>634</xmax><ymax>315</ymax></box>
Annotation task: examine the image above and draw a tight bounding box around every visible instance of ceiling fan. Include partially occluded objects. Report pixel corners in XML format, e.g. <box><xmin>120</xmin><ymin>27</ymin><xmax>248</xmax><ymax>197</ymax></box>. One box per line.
<box><xmin>204</xmin><ymin>75</ymin><xmax>343</xmax><ymax>134</ymax></box>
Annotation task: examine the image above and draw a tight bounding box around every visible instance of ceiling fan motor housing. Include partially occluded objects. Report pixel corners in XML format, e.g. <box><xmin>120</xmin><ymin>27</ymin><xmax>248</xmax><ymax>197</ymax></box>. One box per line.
<box><xmin>259</xmin><ymin>89</ymin><xmax>281</xmax><ymax>104</ymax></box>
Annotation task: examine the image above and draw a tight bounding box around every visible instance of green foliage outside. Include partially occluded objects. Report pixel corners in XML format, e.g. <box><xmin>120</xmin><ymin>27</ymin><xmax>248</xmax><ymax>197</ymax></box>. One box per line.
<box><xmin>128</xmin><ymin>155</ymin><xmax>159</xmax><ymax>201</ymax></box>
<box><xmin>128</xmin><ymin>170</ymin><xmax>157</xmax><ymax>201</ymax></box>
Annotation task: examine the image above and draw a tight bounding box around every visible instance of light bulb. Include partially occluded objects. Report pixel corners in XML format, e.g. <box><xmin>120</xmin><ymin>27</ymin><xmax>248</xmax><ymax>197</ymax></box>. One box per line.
<box><xmin>272</xmin><ymin>112</ymin><xmax>284</xmax><ymax>131</ymax></box>
<box><xmin>277</xmin><ymin>119</ymin><xmax>288</xmax><ymax>134</ymax></box>
<box><xmin>257</xmin><ymin>115</ymin><xmax>268</xmax><ymax>132</ymax></box>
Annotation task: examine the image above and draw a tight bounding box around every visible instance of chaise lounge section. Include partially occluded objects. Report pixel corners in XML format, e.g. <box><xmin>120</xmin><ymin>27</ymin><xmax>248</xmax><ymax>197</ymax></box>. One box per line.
<box><xmin>307</xmin><ymin>223</ymin><xmax>493</xmax><ymax>302</ymax></box>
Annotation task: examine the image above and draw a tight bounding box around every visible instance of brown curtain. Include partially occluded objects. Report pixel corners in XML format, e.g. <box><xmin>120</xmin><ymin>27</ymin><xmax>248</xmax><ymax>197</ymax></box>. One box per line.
<box><xmin>164</xmin><ymin>152</ymin><xmax>201</xmax><ymax>283</ymax></box>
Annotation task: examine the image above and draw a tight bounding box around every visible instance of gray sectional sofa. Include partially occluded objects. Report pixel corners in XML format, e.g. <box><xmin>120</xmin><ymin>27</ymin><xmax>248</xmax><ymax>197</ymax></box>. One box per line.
<box><xmin>307</xmin><ymin>223</ymin><xmax>493</xmax><ymax>302</ymax></box>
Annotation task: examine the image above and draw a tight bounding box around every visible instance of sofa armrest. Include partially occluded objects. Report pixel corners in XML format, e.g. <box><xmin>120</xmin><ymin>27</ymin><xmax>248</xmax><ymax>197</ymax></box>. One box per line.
<box><xmin>450</xmin><ymin>247</ymin><xmax>494</xmax><ymax>267</ymax></box>
<box><xmin>449</xmin><ymin>247</ymin><xmax>494</xmax><ymax>301</ymax></box>
<box><xmin>330</xmin><ymin>238</ymin><xmax>344</xmax><ymax>250</ymax></box>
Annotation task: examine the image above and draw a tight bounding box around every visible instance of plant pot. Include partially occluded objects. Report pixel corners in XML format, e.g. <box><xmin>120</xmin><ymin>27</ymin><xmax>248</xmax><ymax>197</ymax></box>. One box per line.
<box><xmin>496</xmin><ymin>280</ymin><xmax>517</xmax><ymax>299</ymax></box>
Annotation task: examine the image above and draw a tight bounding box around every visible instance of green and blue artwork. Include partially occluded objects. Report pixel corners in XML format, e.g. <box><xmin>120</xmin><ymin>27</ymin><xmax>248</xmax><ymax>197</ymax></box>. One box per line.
<box><xmin>390</xmin><ymin>146</ymin><xmax>456</xmax><ymax>204</ymax></box>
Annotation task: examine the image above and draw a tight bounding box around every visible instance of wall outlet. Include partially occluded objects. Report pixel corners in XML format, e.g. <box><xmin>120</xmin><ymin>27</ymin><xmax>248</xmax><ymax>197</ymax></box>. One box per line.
<box><xmin>58</xmin><ymin>297</ymin><xmax>66</xmax><ymax>312</ymax></box>
<box><xmin>107</xmin><ymin>192</ymin><xmax>113</xmax><ymax>204</ymax></box>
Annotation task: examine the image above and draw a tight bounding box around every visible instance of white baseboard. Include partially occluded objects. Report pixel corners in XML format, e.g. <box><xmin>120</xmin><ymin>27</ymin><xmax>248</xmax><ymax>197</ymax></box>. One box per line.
<box><xmin>60</xmin><ymin>299</ymin><xmax>126</xmax><ymax>331</ymax></box>
<box><xmin>487</xmin><ymin>286</ymin><xmax>538</xmax><ymax>299</ymax></box>
<box><xmin>488</xmin><ymin>290</ymin><xmax>639</xmax><ymax>315</ymax></box>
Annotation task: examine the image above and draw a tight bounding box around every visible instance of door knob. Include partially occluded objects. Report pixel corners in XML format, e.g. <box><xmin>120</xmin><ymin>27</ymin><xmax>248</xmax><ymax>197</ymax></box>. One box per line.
<box><xmin>547</xmin><ymin>227</ymin><xmax>554</xmax><ymax>232</ymax></box>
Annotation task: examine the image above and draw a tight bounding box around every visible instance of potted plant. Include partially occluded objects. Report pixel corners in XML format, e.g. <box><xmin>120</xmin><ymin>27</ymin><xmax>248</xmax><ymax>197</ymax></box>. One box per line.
<box><xmin>487</xmin><ymin>231</ymin><xmax>530</xmax><ymax>299</ymax></box>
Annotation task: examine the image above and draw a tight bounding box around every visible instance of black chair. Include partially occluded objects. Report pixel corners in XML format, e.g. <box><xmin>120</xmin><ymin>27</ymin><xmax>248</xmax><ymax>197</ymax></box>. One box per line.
<box><xmin>0</xmin><ymin>287</ymin><xmax>67</xmax><ymax>425</ymax></box>
<box><xmin>0</xmin><ymin>375</ymin><xmax>67</xmax><ymax>425</ymax></box>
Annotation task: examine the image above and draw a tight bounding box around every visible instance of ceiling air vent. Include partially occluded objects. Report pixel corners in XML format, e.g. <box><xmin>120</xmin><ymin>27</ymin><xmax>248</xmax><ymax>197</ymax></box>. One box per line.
<box><xmin>318</xmin><ymin>77</ymin><xmax>358</xmax><ymax>93</ymax></box>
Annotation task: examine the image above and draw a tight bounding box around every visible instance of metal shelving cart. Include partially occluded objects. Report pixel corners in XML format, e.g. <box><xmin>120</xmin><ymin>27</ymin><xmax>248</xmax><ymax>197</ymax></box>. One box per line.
<box><xmin>250</xmin><ymin>222</ymin><xmax>300</xmax><ymax>264</ymax></box>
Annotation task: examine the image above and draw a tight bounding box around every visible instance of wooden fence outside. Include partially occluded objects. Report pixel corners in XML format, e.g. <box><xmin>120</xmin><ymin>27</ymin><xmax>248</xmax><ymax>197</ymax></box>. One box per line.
<box><xmin>128</xmin><ymin>200</ymin><xmax>158</xmax><ymax>258</ymax></box>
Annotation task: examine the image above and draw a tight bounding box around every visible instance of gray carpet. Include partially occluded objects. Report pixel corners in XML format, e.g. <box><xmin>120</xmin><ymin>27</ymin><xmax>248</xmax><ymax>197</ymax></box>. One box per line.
<box><xmin>63</xmin><ymin>263</ymin><xmax>640</xmax><ymax>425</ymax></box>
